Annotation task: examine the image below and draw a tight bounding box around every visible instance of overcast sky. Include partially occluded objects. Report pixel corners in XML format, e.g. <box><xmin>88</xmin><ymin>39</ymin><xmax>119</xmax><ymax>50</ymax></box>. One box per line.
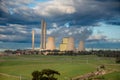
<box><xmin>0</xmin><ymin>0</ymin><xmax>120</xmax><ymax>45</ymax></box>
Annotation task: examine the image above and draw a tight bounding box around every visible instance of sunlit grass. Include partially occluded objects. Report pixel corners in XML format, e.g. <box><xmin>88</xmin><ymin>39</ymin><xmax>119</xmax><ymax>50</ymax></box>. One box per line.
<box><xmin>0</xmin><ymin>55</ymin><xmax>119</xmax><ymax>80</ymax></box>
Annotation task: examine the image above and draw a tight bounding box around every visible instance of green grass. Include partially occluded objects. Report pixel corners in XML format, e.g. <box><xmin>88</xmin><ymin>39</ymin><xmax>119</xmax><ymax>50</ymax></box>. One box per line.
<box><xmin>0</xmin><ymin>74</ymin><xmax>19</xmax><ymax>80</ymax></box>
<box><xmin>0</xmin><ymin>55</ymin><xmax>120</xmax><ymax>80</ymax></box>
<box><xmin>96</xmin><ymin>71</ymin><xmax>120</xmax><ymax>80</ymax></box>
<box><xmin>104</xmin><ymin>71</ymin><xmax>120</xmax><ymax>80</ymax></box>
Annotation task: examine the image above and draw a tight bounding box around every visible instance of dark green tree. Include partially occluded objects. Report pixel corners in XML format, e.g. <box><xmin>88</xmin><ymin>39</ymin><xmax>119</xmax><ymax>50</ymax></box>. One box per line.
<box><xmin>32</xmin><ymin>69</ymin><xmax>60</xmax><ymax>80</ymax></box>
<box><xmin>32</xmin><ymin>71</ymin><xmax>42</xmax><ymax>80</ymax></box>
<box><xmin>116</xmin><ymin>57</ymin><xmax>120</xmax><ymax>63</ymax></box>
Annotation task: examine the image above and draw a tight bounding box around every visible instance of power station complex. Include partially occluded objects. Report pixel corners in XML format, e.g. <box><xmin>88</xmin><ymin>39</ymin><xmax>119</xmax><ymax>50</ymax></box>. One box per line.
<box><xmin>32</xmin><ymin>20</ymin><xmax>85</xmax><ymax>52</ymax></box>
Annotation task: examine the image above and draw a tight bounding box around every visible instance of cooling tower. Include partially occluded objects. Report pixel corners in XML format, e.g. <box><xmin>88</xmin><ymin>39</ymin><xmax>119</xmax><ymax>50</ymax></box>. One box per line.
<box><xmin>46</xmin><ymin>37</ymin><xmax>56</xmax><ymax>50</ymax></box>
<box><xmin>67</xmin><ymin>37</ymin><xmax>75</xmax><ymax>51</ymax></box>
<box><xmin>59</xmin><ymin>37</ymin><xmax>75</xmax><ymax>51</ymax></box>
<box><xmin>59</xmin><ymin>37</ymin><xmax>69</xmax><ymax>51</ymax></box>
<box><xmin>32</xmin><ymin>30</ymin><xmax>35</xmax><ymax>50</ymax></box>
<box><xmin>60</xmin><ymin>43</ymin><xmax>67</xmax><ymax>51</ymax></box>
<box><xmin>62</xmin><ymin>38</ymin><xmax>69</xmax><ymax>44</ymax></box>
<box><xmin>40</xmin><ymin>19</ymin><xmax>46</xmax><ymax>50</ymax></box>
<box><xmin>78</xmin><ymin>41</ymin><xmax>85</xmax><ymax>51</ymax></box>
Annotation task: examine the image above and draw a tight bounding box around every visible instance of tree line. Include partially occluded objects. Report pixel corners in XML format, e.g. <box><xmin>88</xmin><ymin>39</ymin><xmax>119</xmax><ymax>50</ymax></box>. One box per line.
<box><xmin>3</xmin><ymin>49</ymin><xmax>120</xmax><ymax>63</ymax></box>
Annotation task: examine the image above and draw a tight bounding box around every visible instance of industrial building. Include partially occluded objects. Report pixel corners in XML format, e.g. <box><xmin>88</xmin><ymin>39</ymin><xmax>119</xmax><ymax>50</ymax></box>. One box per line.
<box><xmin>31</xmin><ymin>20</ymin><xmax>85</xmax><ymax>53</ymax></box>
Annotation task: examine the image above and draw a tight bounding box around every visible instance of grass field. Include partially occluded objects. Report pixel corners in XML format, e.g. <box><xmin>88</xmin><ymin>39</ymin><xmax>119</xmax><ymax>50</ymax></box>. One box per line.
<box><xmin>0</xmin><ymin>55</ymin><xmax>120</xmax><ymax>80</ymax></box>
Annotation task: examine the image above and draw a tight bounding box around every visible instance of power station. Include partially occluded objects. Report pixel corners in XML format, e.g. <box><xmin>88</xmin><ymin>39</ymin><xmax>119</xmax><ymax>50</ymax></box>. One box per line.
<box><xmin>32</xmin><ymin>19</ymin><xmax>85</xmax><ymax>52</ymax></box>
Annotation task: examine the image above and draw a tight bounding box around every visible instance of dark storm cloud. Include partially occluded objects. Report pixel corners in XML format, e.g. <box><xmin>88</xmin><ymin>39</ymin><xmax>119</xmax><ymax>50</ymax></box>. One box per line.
<box><xmin>0</xmin><ymin>24</ymin><xmax>32</xmax><ymax>42</ymax></box>
<box><xmin>95</xmin><ymin>0</ymin><xmax>120</xmax><ymax>2</ymax></box>
<box><xmin>0</xmin><ymin>0</ymin><xmax>39</xmax><ymax>25</ymax></box>
<box><xmin>0</xmin><ymin>0</ymin><xmax>120</xmax><ymax>25</ymax></box>
<box><xmin>105</xmin><ymin>18</ymin><xmax>120</xmax><ymax>25</ymax></box>
<box><xmin>0</xmin><ymin>0</ymin><xmax>120</xmax><ymax>43</ymax></box>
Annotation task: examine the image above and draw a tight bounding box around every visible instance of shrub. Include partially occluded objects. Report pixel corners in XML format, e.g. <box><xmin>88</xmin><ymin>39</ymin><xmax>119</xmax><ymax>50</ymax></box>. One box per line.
<box><xmin>32</xmin><ymin>69</ymin><xmax>60</xmax><ymax>80</ymax></box>
<box><xmin>116</xmin><ymin>57</ymin><xmax>120</xmax><ymax>63</ymax></box>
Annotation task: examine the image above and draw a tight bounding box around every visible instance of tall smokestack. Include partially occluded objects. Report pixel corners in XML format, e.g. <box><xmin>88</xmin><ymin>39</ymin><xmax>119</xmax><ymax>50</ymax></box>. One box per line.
<box><xmin>40</xmin><ymin>19</ymin><xmax>46</xmax><ymax>50</ymax></box>
<box><xmin>78</xmin><ymin>41</ymin><xmax>85</xmax><ymax>51</ymax></box>
<box><xmin>32</xmin><ymin>30</ymin><xmax>35</xmax><ymax>50</ymax></box>
<box><xmin>46</xmin><ymin>37</ymin><xmax>56</xmax><ymax>50</ymax></box>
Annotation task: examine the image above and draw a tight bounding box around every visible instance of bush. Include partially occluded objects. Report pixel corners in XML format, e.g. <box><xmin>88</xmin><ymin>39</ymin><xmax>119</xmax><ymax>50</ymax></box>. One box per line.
<box><xmin>32</xmin><ymin>69</ymin><xmax>60</xmax><ymax>80</ymax></box>
<box><xmin>116</xmin><ymin>57</ymin><xmax>120</xmax><ymax>63</ymax></box>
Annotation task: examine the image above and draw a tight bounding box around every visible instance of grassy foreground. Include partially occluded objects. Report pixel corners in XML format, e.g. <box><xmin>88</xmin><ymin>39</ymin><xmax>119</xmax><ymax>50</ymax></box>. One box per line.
<box><xmin>0</xmin><ymin>55</ymin><xmax>120</xmax><ymax>80</ymax></box>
